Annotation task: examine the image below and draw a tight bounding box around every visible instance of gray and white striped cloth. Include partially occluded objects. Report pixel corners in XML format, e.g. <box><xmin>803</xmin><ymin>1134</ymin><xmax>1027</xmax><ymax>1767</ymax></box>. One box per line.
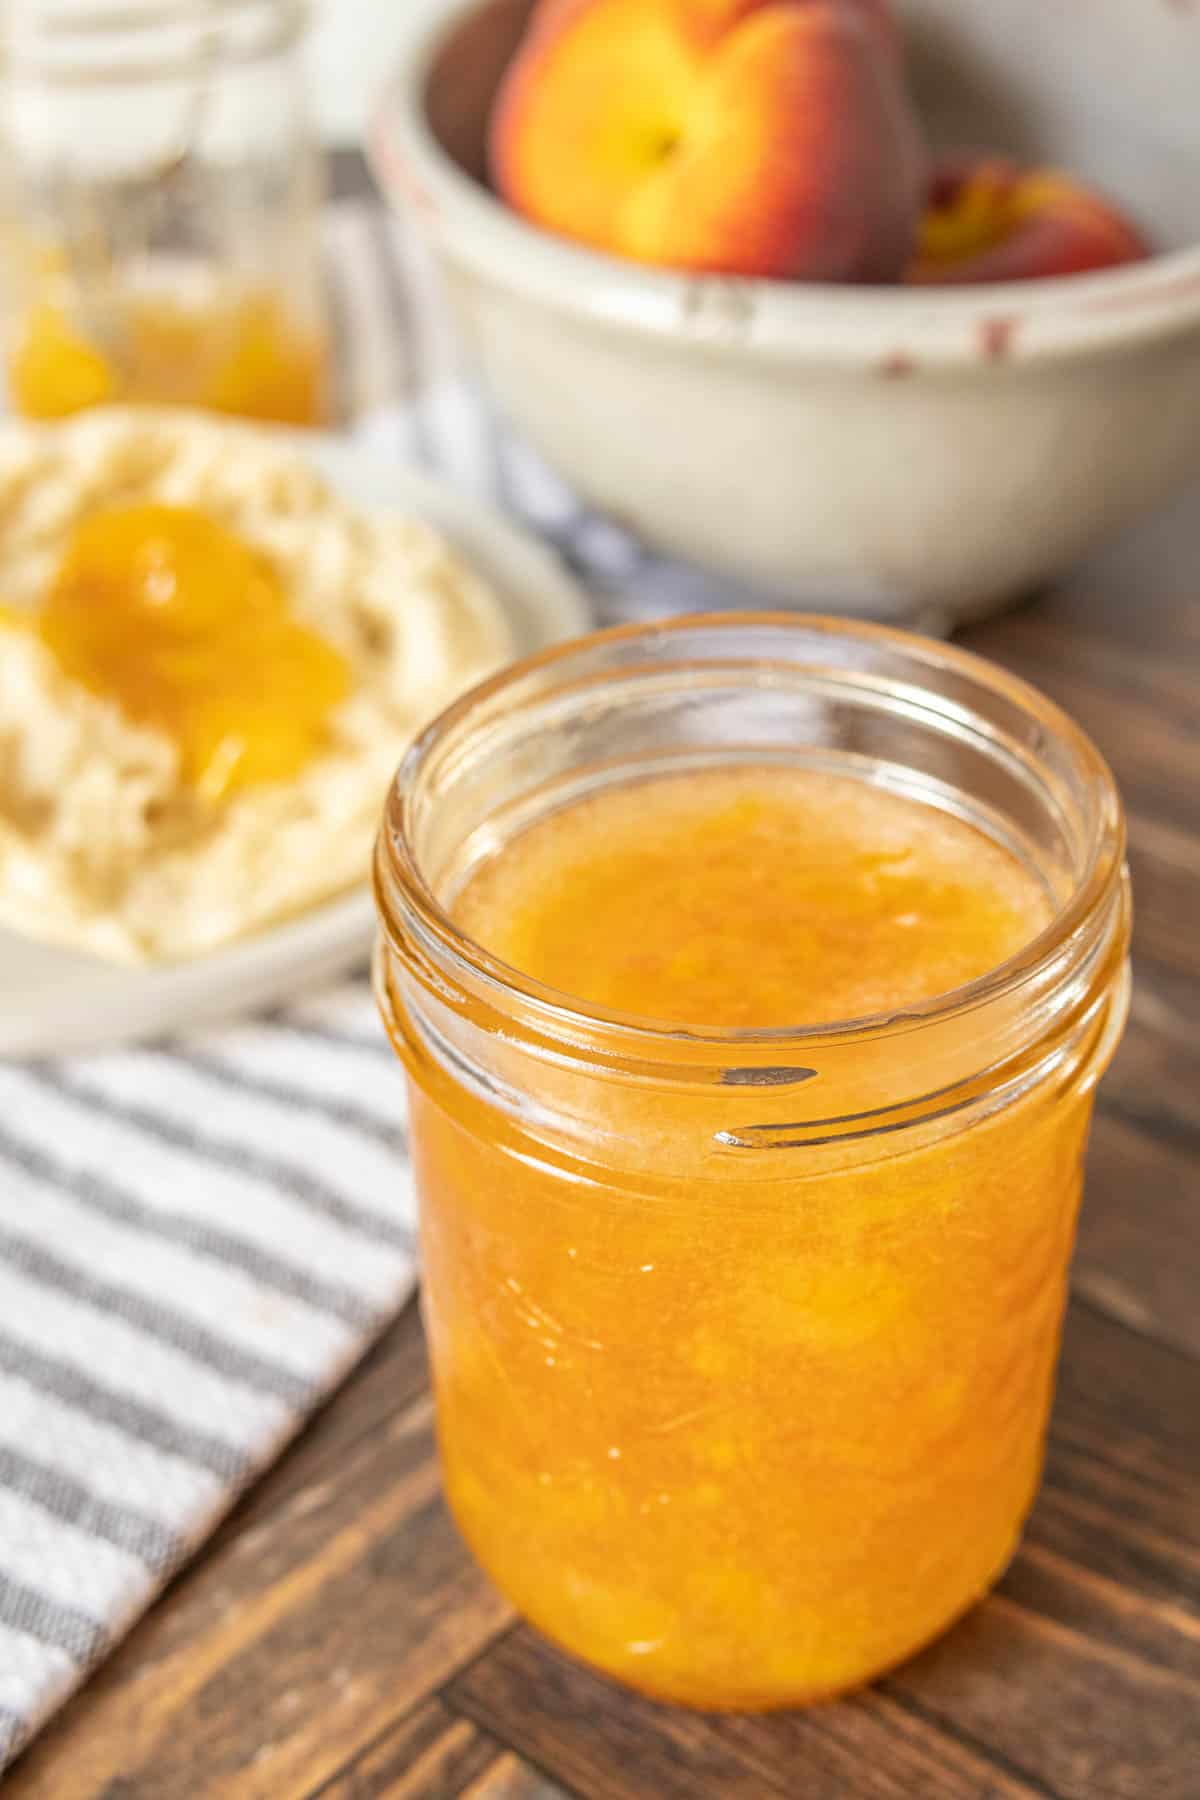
<box><xmin>0</xmin><ymin>978</ymin><xmax>416</xmax><ymax>1772</ymax></box>
<box><xmin>0</xmin><ymin>175</ymin><xmax>748</xmax><ymax>1773</ymax></box>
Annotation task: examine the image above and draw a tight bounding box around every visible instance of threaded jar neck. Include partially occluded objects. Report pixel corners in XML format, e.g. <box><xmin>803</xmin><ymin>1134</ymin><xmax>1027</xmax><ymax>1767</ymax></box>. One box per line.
<box><xmin>375</xmin><ymin>614</ymin><xmax>1129</xmax><ymax>1161</ymax></box>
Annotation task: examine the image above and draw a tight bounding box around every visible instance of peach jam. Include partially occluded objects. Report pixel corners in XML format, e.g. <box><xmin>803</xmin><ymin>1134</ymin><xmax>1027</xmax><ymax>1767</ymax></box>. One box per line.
<box><xmin>9</xmin><ymin>289</ymin><xmax>326</xmax><ymax>425</ymax></box>
<box><xmin>374</xmin><ymin>616</ymin><xmax>1129</xmax><ymax>1708</ymax></box>
<box><xmin>30</xmin><ymin>503</ymin><xmax>348</xmax><ymax>800</ymax></box>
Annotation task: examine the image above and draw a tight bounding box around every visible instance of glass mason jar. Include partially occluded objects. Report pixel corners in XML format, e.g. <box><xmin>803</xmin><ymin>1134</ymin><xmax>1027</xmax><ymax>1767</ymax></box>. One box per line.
<box><xmin>373</xmin><ymin>615</ymin><xmax>1130</xmax><ymax>1709</ymax></box>
<box><xmin>0</xmin><ymin>0</ymin><xmax>326</xmax><ymax>423</ymax></box>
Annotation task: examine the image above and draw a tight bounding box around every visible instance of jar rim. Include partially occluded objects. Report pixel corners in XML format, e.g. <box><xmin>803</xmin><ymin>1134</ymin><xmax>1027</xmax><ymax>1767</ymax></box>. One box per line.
<box><xmin>1</xmin><ymin>0</ymin><xmax>308</xmax><ymax>81</ymax></box>
<box><xmin>375</xmin><ymin>611</ymin><xmax>1126</xmax><ymax>1057</ymax></box>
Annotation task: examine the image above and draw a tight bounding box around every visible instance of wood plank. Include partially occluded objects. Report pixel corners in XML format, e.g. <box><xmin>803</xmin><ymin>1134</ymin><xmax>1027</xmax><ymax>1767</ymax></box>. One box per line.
<box><xmin>1124</xmin><ymin>816</ymin><xmax>1200</xmax><ymax>980</ymax></box>
<box><xmin>1067</xmin><ymin>957</ymin><xmax>1200</xmax><ymax>1359</ymax></box>
<box><xmin>310</xmin><ymin>1696</ymin><xmax>499</xmax><ymax>1798</ymax></box>
<box><xmin>1038</xmin><ymin>1302</ymin><xmax>1200</xmax><ymax>1585</ymax></box>
<box><xmin>309</xmin><ymin>1695</ymin><xmax>575</xmax><ymax>1798</ymax></box>
<box><xmin>966</xmin><ymin>590</ymin><xmax>1200</xmax><ymax>990</ymax></box>
<box><xmin>444</xmin><ymin>1628</ymin><xmax>1053</xmax><ymax>1800</ymax></box>
<box><xmin>1076</xmin><ymin>1111</ymin><xmax>1200</xmax><ymax>1360</ymax></box>
<box><xmin>953</xmin><ymin>634</ymin><xmax>1200</xmax><ymax>844</ymax></box>
<box><xmin>446</xmin><ymin>1300</ymin><xmax>1200</xmax><ymax>1800</ymax></box>
<box><xmin>882</xmin><ymin>1588</ymin><xmax>1199</xmax><ymax>1800</ymax></box>
<box><xmin>968</xmin><ymin>479</ymin><xmax>1200</xmax><ymax>661</ymax></box>
<box><xmin>5</xmin><ymin>1304</ymin><xmax>514</xmax><ymax>1800</ymax></box>
<box><xmin>1102</xmin><ymin>961</ymin><xmax>1200</xmax><ymax>1146</ymax></box>
<box><xmin>461</xmin><ymin>1751</ymin><xmax>577</xmax><ymax>1800</ymax></box>
<box><xmin>970</xmin><ymin>611</ymin><xmax>1200</xmax><ymax>733</ymax></box>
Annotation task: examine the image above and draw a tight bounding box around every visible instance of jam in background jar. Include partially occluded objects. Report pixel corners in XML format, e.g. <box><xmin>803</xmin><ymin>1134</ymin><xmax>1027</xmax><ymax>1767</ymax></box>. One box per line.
<box><xmin>0</xmin><ymin>0</ymin><xmax>327</xmax><ymax>423</ymax></box>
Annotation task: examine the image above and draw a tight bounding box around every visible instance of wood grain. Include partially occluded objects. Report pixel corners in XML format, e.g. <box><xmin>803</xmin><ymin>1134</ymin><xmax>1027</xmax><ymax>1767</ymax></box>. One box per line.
<box><xmin>1103</xmin><ymin>960</ymin><xmax>1200</xmax><ymax>1139</ymax></box>
<box><xmin>312</xmin><ymin>1698</ymin><xmax>498</xmax><ymax>1798</ymax></box>
<box><xmin>293</xmin><ymin>1693</ymin><xmax>572</xmax><ymax>1799</ymax></box>
<box><xmin>447</xmin><ymin>1630</ymin><xmax>1060</xmax><ymax>1800</ymax></box>
<box><xmin>1040</xmin><ymin>1304</ymin><xmax>1200</xmax><ymax>1580</ymax></box>
<box><xmin>461</xmin><ymin>1754</ymin><xmax>574</xmax><ymax>1800</ymax></box>
<box><xmin>1076</xmin><ymin>1111</ymin><xmax>1200</xmax><ymax>1359</ymax></box>
<box><xmin>1126</xmin><ymin>820</ymin><xmax>1200</xmax><ymax>980</ymax></box>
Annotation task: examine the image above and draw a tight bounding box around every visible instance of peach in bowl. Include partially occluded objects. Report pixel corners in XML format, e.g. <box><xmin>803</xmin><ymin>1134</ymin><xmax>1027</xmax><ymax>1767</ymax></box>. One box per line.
<box><xmin>490</xmin><ymin>0</ymin><xmax>926</xmax><ymax>284</ymax></box>
<box><xmin>372</xmin><ymin>0</ymin><xmax>1200</xmax><ymax>627</ymax></box>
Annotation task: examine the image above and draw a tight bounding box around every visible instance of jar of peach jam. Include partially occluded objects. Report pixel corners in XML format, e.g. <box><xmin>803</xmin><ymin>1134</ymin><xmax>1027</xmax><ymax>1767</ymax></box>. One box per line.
<box><xmin>0</xmin><ymin>0</ymin><xmax>326</xmax><ymax>423</ymax></box>
<box><xmin>374</xmin><ymin>615</ymin><xmax>1130</xmax><ymax>1710</ymax></box>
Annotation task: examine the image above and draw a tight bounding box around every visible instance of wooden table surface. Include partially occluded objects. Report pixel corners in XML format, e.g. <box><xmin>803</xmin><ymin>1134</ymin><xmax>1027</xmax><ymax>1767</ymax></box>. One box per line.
<box><xmin>9</xmin><ymin>476</ymin><xmax>1200</xmax><ymax>1798</ymax></box>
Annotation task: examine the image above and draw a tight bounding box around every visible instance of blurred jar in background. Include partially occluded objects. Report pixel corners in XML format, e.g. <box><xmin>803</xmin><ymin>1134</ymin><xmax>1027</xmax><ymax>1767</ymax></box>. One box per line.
<box><xmin>0</xmin><ymin>0</ymin><xmax>328</xmax><ymax>424</ymax></box>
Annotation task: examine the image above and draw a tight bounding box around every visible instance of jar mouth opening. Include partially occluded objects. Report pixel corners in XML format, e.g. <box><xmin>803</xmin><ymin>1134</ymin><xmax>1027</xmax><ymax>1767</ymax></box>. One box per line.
<box><xmin>376</xmin><ymin>612</ymin><xmax>1126</xmax><ymax>1057</ymax></box>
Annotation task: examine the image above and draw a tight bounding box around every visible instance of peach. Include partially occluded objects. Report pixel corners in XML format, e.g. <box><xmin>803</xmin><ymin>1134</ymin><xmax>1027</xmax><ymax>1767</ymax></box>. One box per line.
<box><xmin>490</xmin><ymin>0</ymin><xmax>924</xmax><ymax>282</ymax></box>
<box><xmin>907</xmin><ymin>155</ymin><xmax>1149</xmax><ymax>285</ymax></box>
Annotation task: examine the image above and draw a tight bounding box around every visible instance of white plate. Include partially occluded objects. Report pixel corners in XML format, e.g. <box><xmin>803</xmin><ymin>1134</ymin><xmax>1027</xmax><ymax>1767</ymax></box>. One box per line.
<box><xmin>0</xmin><ymin>433</ymin><xmax>592</xmax><ymax>1058</ymax></box>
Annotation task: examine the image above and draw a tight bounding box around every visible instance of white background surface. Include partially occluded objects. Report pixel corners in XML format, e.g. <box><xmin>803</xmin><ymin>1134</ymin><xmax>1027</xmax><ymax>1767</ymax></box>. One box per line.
<box><xmin>308</xmin><ymin>0</ymin><xmax>413</xmax><ymax>146</ymax></box>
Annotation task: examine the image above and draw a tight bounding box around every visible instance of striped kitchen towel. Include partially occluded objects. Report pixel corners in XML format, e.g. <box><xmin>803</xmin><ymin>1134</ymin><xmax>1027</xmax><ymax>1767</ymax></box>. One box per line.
<box><xmin>0</xmin><ymin>977</ymin><xmax>415</xmax><ymax>1772</ymax></box>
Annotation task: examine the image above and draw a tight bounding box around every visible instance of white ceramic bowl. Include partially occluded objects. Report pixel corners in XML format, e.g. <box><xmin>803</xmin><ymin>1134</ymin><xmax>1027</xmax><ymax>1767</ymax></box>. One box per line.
<box><xmin>373</xmin><ymin>0</ymin><xmax>1200</xmax><ymax>627</ymax></box>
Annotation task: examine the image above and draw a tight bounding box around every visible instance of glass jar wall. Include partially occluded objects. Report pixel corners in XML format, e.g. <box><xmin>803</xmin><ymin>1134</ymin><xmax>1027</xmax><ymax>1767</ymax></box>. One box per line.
<box><xmin>374</xmin><ymin>615</ymin><xmax>1130</xmax><ymax>1708</ymax></box>
<box><xmin>0</xmin><ymin>0</ymin><xmax>327</xmax><ymax>423</ymax></box>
